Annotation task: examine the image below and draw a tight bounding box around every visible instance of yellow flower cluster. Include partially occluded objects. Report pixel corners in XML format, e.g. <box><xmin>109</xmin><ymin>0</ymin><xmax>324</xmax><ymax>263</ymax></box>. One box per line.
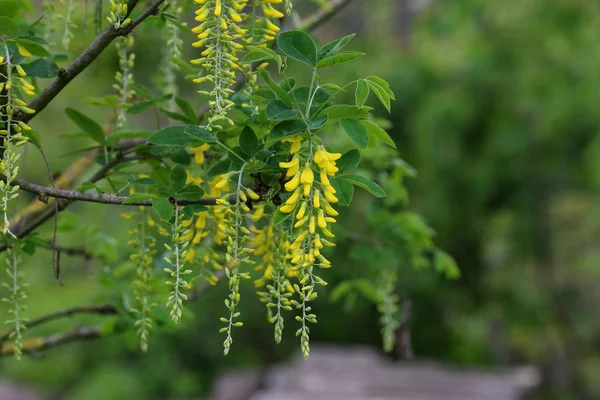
<box><xmin>183</xmin><ymin>144</ymin><xmax>223</xmax><ymax>285</ymax></box>
<box><xmin>214</xmin><ymin>173</ymin><xmax>261</xmax><ymax>354</ymax></box>
<box><xmin>278</xmin><ymin>139</ymin><xmax>340</xmax><ymax>270</ymax></box>
<box><xmin>191</xmin><ymin>0</ymin><xmax>249</xmax><ymax>127</ymax></box>
<box><xmin>242</xmin><ymin>1</ymin><xmax>283</xmax><ymax>45</ymax></box>
<box><xmin>253</xmin><ymin>221</ymin><xmax>295</xmax><ymax>343</ymax></box>
<box><xmin>0</xmin><ymin>52</ymin><xmax>35</xmax><ymax>236</ymax></box>
<box><xmin>107</xmin><ymin>0</ymin><xmax>132</xmax><ymax>29</ymax></box>
<box><xmin>277</xmin><ymin>136</ymin><xmax>341</xmax><ymax>358</ymax></box>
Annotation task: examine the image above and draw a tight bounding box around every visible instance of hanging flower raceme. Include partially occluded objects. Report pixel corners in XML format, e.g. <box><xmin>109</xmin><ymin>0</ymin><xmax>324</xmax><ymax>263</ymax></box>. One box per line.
<box><xmin>2</xmin><ymin>242</ymin><xmax>27</xmax><ymax>360</ymax></box>
<box><xmin>214</xmin><ymin>171</ymin><xmax>259</xmax><ymax>354</ymax></box>
<box><xmin>61</xmin><ymin>0</ymin><xmax>77</xmax><ymax>49</ymax></box>
<box><xmin>191</xmin><ymin>0</ymin><xmax>249</xmax><ymax>128</ymax></box>
<box><xmin>156</xmin><ymin>0</ymin><xmax>185</xmax><ymax>110</ymax></box>
<box><xmin>114</xmin><ymin>35</ymin><xmax>135</xmax><ymax>131</ymax></box>
<box><xmin>277</xmin><ymin>137</ymin><xmax>340</xmax><ymax>358</ymax></box>
<box><xmin>0</xmin><ymin>51</ymin><xmax>35</xmax><ymax>236</ymax></box>
<box><xmin>163</xmin><ymin>205</ymin><xmax>193</xmax><ymax>323</ymax></box>
<box><xmin>126</xmin><ymin>206</ymin><xmax>157</xmax><ymax>353</ymax></box>
<box><xmin>241</xmin><ymin>1</ymin><xmax>283</xmax><ymax>46</ymax></box>
<box><xmin>254</xmin><ymin>220</ymin><xmax>295</xmax><ymax>344</ymax></box>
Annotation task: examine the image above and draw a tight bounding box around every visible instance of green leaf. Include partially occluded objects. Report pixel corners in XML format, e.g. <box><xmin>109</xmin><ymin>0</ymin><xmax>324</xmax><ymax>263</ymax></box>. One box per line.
<box><xmin>270</xmin><ymin>119</ymin><xmax>305</xmax><ymax>138</ymax></box>
<box><xmin>330</xmin><ymin>177</ymin><xmax>354</xmax><ymax>206</ymax></box>
<box><xmin>127</xmin><ymin>100</ymin><xmax>154</xmax><ymax>114</ymax></box>
<box><xmin>169</xmin><ymin>148</ymin><xmax>192</xmax><ymax>166</ymax></box>
<box><xmin>0</xmin><ymin>16</ymin><xmax>18</xmax><ymax>37</ymax></box>
<box><xmin>131</xmin><ymin>178</ymin><xmax>157</xmax><ymax>185</ymax></box>
<box><xmin>177</xmin><ymin>185</ymin><xmax>204</xmax><ymax>201</ymax></box>
<box><xmin>123</xmin><ymin>193</ymin><xmax>155</xmax><ymax>205</ymax></box>
<box><xmin>175</xmin><ymin>97</ymin><xmax>198</xmax><ymax>124</ymax></box>
<box><xmin>148</xmin><ymin>126</ymin><xmax>191</xmax><ymax>146</ymax></box>
<box><xmin>435</xmin><ymin>250</ymin><xmax>460</xmax><ymax>279</ymax></box>
<box><xmin>208</xmin><ymin>160</ymin><xmax>231</xmax><ymax>177</ymax></box>
<box><xmin>65</xmin><ymin>108</ymin><xmax>106</xmax><ymax>144</ymax></box>
<box><xmin>340</xmin><ymin>175</ymin><xmax>386</xmax><ymax>198</ymax></box>
<box><xmin>160</xmin><ymin>108</ymin><xmax>191</xmax><ymax>124</ymax></box>
<box><xmin>107</xmin><ymin>129</ymin><xmax>151</xmax><ymax>146</ymax></box>
<box><xmin>360</xmin><ymin>120</ymin><xmax>396</xmax><ymax>149</ymax></box>
<box><xmin>273</xmin><ymin>209</ymin><xmax>293</xmax><ymax>225</ymax></box>
<box><xmin>258</xmin><ymin>69</ymin><xmax>292</xmax><ymax>107</ymax></box>
<box><xmin>20</xmin><ymin>14</ymin><xmax>44</xmax><ymax>36</ymax></box>
<box><xmin>276</xmin><ymin>30</ymin><xmax>317</xmax><ymax>67</ymax></box>
<box><xmin>366</xmin><ymin>76</ymin><xmax>395</xmax><ymax>100</ymax></box>
<box><xmin>169</xmin><ymin>165</ymin><xmax>187</xmax><ymax>192</ymax></box>
<box><xmin>355</xmin><ymin>80</ymin><xmax>369</xmax><ymax>108</ymax></box>
<box><xmin>337</xmin><ymin>149</ymin><xmax>360</xmax><ymax>173</ymax></box>
<box><xmin>129</xmin><ymin>82</ymin><xmax>154</xmax><ymax>99</ymax></box>
<box><xmin>366</xmin><ymin>80</ymin><xmax>391</xmax><ymax>112</ymax></box>
<box><xmin>308</xmin><ymin>115</ymin><xmax>328</xmax><ymax>130</ymax></box>
<box><xmin>22</xmin><ymin>129</ymin><xmax>42</xmax><ymax>148</ymax></box>
<box><xmin>185</xmin><ymin>125</ymin><xmax>216</xmax><ymax>143</ymax></box>
<box><xmin>318</xmin><ymin>33</ymin><xmax>355</xmax><ymax>60</ymax></box>
<box><xmin>239</xmin><ymin>126</ymin><xmax>259</xmax><ymax>157</ymax></box>
<box><xmin>316</xmin><ymin>52</ymin><xmax>365</xmax><ymax>69</ymax></box>
<box><xmin>340</xmin><ymin>119</ymin><xmax>368</xmax><ymax>149</ymax></box>
<box><xmin>20</xmin><ymin>58</ymin><xmax>57</xmax><ymax>78</ymax></box>
<box><xmin>265</xmin><ymin>99</ymin><xmax>298</xmax><ymax>121</ymax></box>
<box><xmin>241</xmin><ymin>49</ymin><xmax>275</xmax><ymax>63</ymax></box>
<box><xmin>0</xmin><ymin>1</ymin><xmax>20</xmax><ymax>18</ymax></box>
<box><xmin>16</xmin><ymin>38</ymin><xmax>51</xmax><ymax>57</ymax></box>
<box><xmin>169</xmin><ymin>56</ymin><xmax>195</xmax><ymax>74</ymax></box>
<box><xmin>321</xmin><ymin>105</ymin><xmax>370</xmax><ymax>120</ymax></box>
<box><xmin>152</xmin><ymin>198</ymin><xmax>174</xmax><ymax>221</ymax></box>
<box><xmin>86</xmin><ymin>95</ymin><xmax>120</xmax><ymax>107</ymax></box>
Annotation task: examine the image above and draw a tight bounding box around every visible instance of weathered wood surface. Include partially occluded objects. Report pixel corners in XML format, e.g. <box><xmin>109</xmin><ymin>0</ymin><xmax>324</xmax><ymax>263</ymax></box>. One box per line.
<box><xmin>211</xmin><ymin>346</ymin><xmax>540</xmax><ymax>400</ymax></box>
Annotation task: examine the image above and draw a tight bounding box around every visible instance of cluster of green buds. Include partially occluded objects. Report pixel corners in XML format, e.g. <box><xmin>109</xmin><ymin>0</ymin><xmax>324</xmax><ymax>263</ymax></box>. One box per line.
<box><xmin>114</xmin><ymin>35</ymin><xmax>135</xmax><ymax>130</ymax></box>
<box><xmin>163</xmin><ymin>205</ymin><xmax>193</xmax><ymax>323</ymax></box>
<box><xmin>214</xmin><ymin>173</ymin><xmax>260</xmax><ymax>354</ymax></box>
<box><xmin>0</xmin><ymin>51</ymin><xmax>35</xmax><ymax>236</ymax></box>
<box><xmin>157</xmin><ymin>2</ymin><xmax>185</xmax><ymax>109</ymax></box>
<box><xmin>378</xmin><ymin>270</ymin><xmax>400</xmax><ymax>353</ymax></box>
<box><xmin>191</xmin><ymin>0</ymin><xmax>249</xmax><ymax>128</ymax></box>
<box><xmin>127</xmin><ymin>209</ymin><xmax>157</xmax><ymax>352</ymax></box>
<box><xmin>2</xmin><ymin>242</ymin><xmax>28</xmax><ymax>359</ymax></box>
<box><xmin>61</xmin><ymin>0</ymin><xmax>77</xmax><ymax>49</ymax></box>
<box><xmin>107</xmin><ymin>0</ymin><xmax>132</xmax><ymax>29</ymax></box>
<box><xmin>254</xmin><ymin>222</ymin><xmax>294</xmax><ymax>344</ymax></box>
<box><xmin>41</xmin><ymin>0</ymin><xmax>58</xmax><ymax>44</ymax></box>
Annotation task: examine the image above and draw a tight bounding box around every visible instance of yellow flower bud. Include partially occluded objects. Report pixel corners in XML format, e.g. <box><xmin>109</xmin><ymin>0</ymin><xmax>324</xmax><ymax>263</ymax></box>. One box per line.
<box><xmin>16</xmin><ymin>65</ymin><xmax>26</xmax><ymax>77</ymax></box>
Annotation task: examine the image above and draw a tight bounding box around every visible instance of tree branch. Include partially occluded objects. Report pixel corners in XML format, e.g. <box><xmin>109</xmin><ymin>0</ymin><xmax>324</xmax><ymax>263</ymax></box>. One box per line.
<box><xmin>11</xmin><ymin>176</ymin><xmax>223</xmax><ymax>206</ymax></box>
<box><xmin>13</xmin><ymin>0</ymin><xmax>168</xmax><ymax>123</ymax></box>
<box><xmin>0</xmin><ymin>326</ymin><xmax>102</xmax><ymax>357</ymax></box>
<box><xmin>0</xmin><ymin>304</ymin><xmax>117</xmax><ymax>342</ymax></box>
<box><xmin>0</xmin><ymin>275</ymin><xmax>219</xmax><ymax>358</ymax></box>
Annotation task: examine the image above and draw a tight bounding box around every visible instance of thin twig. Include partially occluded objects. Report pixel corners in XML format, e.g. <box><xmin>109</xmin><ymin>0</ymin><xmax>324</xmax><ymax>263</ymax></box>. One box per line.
<box><xmin>0</xmin><ymin>277</ymin><xmax>219</xmax><ymax>358</ymax></box>
<box><xmin>13</xmin><ymin>0</ymin><xmax>168</xmax><ymax>123</ymax></box>
<box><xmin>0</xmin><ymin>304</ymin><xmax>117</xmax><ymax>342</ymax></box>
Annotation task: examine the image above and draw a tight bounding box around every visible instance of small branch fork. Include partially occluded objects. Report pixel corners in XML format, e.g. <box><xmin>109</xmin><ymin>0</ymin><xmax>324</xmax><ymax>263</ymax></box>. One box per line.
<box><xmin>0</xmin><ymin>0</ymin><xmax>356</xmax><ymax>357</ymax></box>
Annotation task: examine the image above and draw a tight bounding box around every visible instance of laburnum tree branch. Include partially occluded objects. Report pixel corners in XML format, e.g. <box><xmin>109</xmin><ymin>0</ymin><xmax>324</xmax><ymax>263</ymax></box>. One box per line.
<box><xmin>8</xmin><ymin>176</ymin><xmax>223</xmax><ymax>206</ymax></box>
<box><xmin>0</xmin><ymin>0</ymin><xmax>357</xmax><ymax>357</ymax></box>
<box><xmin>0</xmin><ymin>272</ymin><xmax>222</xmax><ymax>357</ymax></box>
<box><xmin>13</xmin><ymin>0</ymin><xmax>168</xmax><ymax>123</ymax></box>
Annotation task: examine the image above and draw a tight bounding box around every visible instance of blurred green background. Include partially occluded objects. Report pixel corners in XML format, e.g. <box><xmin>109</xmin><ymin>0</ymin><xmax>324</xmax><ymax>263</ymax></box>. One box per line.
<box><xmin>3</xmin><ymin>0</ymin><xmax>600</xmax><ymax>398</ymax></box>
